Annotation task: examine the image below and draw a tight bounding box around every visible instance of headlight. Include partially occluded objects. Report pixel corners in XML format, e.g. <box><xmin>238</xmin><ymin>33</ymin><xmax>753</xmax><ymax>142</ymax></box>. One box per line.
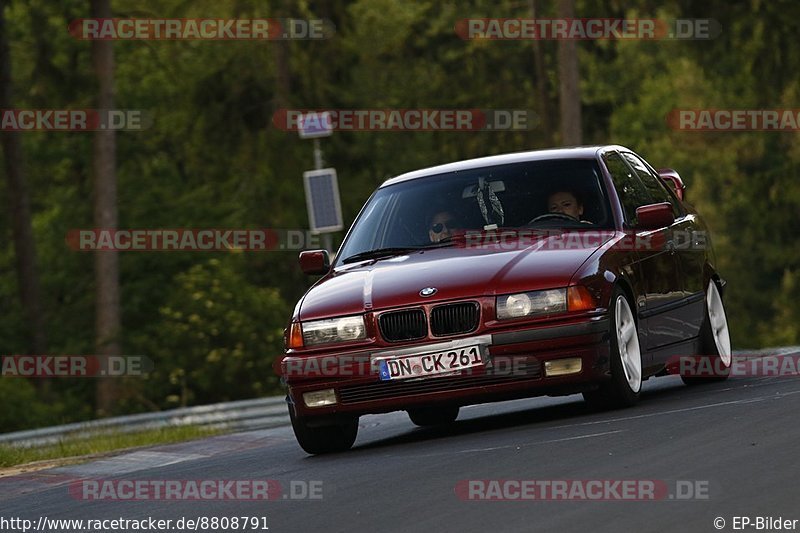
<box><xmin>302</xmin><ymin>315</ymin><xmax>367</xmax><ymax>346</ymax></box>
<box><xmin>496</xmin><ymin>288</ymin><xmax>566</xmax><ymax>320</ymax></box>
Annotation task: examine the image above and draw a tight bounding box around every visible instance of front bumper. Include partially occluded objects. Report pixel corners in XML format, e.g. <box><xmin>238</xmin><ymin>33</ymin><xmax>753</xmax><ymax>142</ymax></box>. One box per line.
<box><xmin>283</xmin><ymin>316</ymin><xmax>610</xmax><ymax>418</ymax></box>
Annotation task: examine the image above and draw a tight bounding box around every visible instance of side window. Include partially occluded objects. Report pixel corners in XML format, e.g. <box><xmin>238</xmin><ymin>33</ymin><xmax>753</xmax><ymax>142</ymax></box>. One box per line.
<box><xmin>603</xmin><ymin>152</ymin><xmax>651</xmax><ymax>226</ymax></box>
<box><xmin>621</xmin><ymin>152</ymin><xmax>682</xmax><ymax>216</ymax></box>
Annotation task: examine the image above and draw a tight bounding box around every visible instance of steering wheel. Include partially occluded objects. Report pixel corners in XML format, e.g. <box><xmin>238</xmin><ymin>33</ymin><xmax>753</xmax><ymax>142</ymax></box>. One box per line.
<box><xmin>526</xmin><ymin>213</ymin><xmax>580</xmax><ymax>225</ymax></box>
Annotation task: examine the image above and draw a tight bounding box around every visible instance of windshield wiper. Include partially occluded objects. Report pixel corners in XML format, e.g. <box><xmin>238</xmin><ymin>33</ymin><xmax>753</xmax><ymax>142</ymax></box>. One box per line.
<box><xmin>341</xmin><ymin>247</ymin><xmax>423</xmax><ymax>264</ymax></box>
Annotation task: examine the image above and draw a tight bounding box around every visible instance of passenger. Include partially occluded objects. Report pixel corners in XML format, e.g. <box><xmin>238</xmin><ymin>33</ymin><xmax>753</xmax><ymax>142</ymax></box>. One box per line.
<box><xmin>428</xmin><ymin>210</ymin><xmax>457</xmax><ymax>243</ymax></box>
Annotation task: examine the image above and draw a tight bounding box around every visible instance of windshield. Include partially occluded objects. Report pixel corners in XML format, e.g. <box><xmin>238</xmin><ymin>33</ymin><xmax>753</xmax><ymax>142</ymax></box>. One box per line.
<box><xmin>336</xmin><ymin>158</ymin><xmax>612</xmax><ymax>266</ymax></box>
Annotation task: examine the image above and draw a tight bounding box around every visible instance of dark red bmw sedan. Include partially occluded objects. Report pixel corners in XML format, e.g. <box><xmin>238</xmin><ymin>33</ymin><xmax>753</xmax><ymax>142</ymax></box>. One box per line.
<box><xmin>278</xmin><ymin>145</ymin><xmax>732</xmax><ymax>454</ymax></box>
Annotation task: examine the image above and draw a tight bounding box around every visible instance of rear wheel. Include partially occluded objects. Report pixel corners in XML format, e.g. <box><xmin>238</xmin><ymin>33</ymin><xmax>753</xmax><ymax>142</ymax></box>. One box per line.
<box><xmin>583</xmin><ymin>288</ymin><xmax>642</xmax><ymax>410</ymax></box>
<box><xmin>408</xmin><ymin>406</ymin><xmax>460</xmax><ymax>427</ymax></box>
<box><xmin>682</xmin><ymin>279</ymin><xmax>731</xmax><ymax>385</ymax></box>
<box><xmin>289</xmin><ymin>402</ymin><xmax>358</xmax><ymax>455</ymax></box>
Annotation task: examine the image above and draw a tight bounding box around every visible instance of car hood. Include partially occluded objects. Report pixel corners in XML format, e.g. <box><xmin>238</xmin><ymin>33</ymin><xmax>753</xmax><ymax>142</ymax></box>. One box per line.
<box><xmin>296</xmin><ymin>232</ymin><xmax>612</xmax><ymax>320</ymax></box>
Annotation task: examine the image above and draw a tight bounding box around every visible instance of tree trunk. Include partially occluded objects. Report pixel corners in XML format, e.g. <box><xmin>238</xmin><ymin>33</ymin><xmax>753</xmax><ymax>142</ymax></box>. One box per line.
<box><xmin>529</xmin><ymin>0</ymin><xmax>554</xmax><ymax>143</ymax></box>
<box><xmin>557</xmin><ymin>0</ymin><xmax>582</xmax><ymax>145</ymax></box>
<box><xmin>90</xmin><ymin>0</ymin><xmax>121</xmax><ymax>416</ymax></box>
<box><xmin>270</xmin><ymin>0</ymin><xmax>291</xmax><ymax>109</ymax></box>
<box><xmin>0</xmin><ymin>2</ymin><xmax>48</xmax><ymax>360</ymax></box>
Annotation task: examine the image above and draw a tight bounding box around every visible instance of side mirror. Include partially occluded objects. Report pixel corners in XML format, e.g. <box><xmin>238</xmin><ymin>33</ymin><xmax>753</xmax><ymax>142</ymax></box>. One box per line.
<box><xmin>657</xmin><ymin>168</ymin><xmax>686</xmax><ymax>201</ymax></box>
<box><xmin>299</xmin><ymin>250</ymin><xmax>330</xmax><ymax>275</ymax></box>
<box><xmin>636</xmin><ymin>202</ymin><xmax>675</xmax><ymax>230</ymax></box>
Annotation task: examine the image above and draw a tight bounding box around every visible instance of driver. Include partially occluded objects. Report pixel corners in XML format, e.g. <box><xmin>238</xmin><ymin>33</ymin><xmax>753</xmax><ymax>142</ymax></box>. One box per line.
<box><xmin>547</xmin><ymin>190</ymin><xmax>584</xmax><ymax>221</ymax></box>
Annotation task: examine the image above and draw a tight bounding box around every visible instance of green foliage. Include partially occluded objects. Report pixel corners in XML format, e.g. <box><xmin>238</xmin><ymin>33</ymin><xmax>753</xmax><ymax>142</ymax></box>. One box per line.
<box><xmin>136</xmin><ymin>257</ymin><xmax>287</xmax><ymax>409</ymax></box>
<box><xmin>0</xmin><ymin>379</ymin><xmax>50</xmax><ymax>430</ymax></box>
<box><xmin>1</xmin><ymin>0</ymin><xmax>799</xmax><ymax>433</ymax></box>
<box><xmin>763</xmin><ymin>269</ymin><xmax>800</xmax><ymax>347</ymax></box>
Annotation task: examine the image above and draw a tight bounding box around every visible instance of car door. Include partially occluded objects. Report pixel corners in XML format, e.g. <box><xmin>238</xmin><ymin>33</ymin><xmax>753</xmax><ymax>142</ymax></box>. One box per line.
<box><xmin>603</xmin><ymin>151</ymin><xmax>684</xmax><ymax>351</ymax></box>
<box><xmin>623</xmin><ymin>152</ymin><xmax>705</xmax><ymax>339</ymax></box>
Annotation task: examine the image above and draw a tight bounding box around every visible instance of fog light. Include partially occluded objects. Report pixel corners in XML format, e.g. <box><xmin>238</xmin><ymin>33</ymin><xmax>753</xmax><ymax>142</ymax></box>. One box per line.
<box><xmin>303</xmin><ymin>388</ymin><xmax>337</xmax><ymax>408</ymax></box>
<box><xmin>544</xmin><ymin>358</ymin><xmax>582</xmax><ymax>377</ymax></box>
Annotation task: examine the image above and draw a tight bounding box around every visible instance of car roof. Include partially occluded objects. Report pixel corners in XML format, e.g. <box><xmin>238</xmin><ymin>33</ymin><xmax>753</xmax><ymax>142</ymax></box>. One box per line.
<box><xmin>381</xmin><ymin>145</ymin><xmax>630</xmax><ymax>187</ymax></box>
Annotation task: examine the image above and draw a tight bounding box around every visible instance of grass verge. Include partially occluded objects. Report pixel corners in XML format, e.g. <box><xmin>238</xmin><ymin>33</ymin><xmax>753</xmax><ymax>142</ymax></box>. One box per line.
<box><xmin>0</xmin><ymin>426</ymin><xmax>224</xmax><ymax>469</ymax></box>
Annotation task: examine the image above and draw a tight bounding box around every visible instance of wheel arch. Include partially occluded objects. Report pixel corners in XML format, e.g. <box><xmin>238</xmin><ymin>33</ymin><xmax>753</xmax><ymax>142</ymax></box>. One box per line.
<box><xmin>601</xmin><ymin>270</ymin><xmax>638</xmax><ymax>322</ymax></box>
<box><xmin>704</xmin><ymin>262</ymin><xmax>726</xmax><ymax>297</ymax></box>
<box><xmin>614</xmin><ymin>277</ymin><xmax>636</xmax><ymax>312</ymax></box>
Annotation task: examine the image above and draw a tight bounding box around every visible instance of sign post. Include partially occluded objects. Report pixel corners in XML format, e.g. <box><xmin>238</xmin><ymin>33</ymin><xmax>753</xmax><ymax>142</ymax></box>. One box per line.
<box><xmin>299</xmin><ymin>112</ymin><xmax>337</xmax><ymax>254</ymax></box>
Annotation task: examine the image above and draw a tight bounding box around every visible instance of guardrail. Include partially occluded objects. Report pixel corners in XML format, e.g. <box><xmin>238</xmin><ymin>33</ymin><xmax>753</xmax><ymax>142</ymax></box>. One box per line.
<box><xmin>5</xmin><ymin>347</ymin><xmax>799</xmax><ymax>450</ymax></box>
<box><xmin>0</xmin><ymin>396</ymin><xmax>289</xmax><ymax>449</ymax></box>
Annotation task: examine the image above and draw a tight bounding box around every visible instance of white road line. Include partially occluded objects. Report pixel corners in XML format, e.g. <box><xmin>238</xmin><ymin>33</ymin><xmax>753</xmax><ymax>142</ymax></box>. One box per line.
<box><xmin>454</xmin><ymin>429</ymin><xmax>627</xmax><ymax>454</ymax></box>
<box><xmin>404</xmin><ymin>429</ymin><xmax>626</xmax><ymax>458</ymax></box>
<box><xmin>547</xmin><ymin>389</ymin><xmax>800</xmax><ymax>431</ymax></box>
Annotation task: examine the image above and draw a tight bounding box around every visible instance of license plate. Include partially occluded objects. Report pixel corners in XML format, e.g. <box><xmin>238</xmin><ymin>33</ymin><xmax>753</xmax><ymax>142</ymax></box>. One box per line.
<box><xmin>377</xmin><ymin>345</ymin><xmax>483</xmax><ymax>381</ymax></box>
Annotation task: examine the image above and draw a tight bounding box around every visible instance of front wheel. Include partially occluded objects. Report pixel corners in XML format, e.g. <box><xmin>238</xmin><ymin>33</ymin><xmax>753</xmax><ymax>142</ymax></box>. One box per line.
<box><xmin>583</xmin><ymin>288</ymin><xmax>642</xmax><ymax>410</ymax></box>
<box><xmin>289</xmin><ymin>402</ymin><xmax>358</xmax><ymax>455</ymax></box>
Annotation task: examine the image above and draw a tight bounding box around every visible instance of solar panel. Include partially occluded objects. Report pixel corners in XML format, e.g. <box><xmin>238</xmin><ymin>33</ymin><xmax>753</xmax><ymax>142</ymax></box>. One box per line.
<box><xmin>303</xmin><ymin>168</ymin><xmax>343</xmax><ymax>234</ymax></box>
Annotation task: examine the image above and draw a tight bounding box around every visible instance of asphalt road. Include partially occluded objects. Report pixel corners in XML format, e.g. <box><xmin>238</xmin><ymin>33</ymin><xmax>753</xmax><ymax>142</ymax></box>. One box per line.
<box><xmin>3</xmin><ymin>357</ymin><xmax>800</xmax><ymax>533</ymax></box>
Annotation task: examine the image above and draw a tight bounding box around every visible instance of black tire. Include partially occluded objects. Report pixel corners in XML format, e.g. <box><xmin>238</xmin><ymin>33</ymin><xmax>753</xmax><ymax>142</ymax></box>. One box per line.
<box><xmin>682</xmin><ymin>279</ymin><xmax>731</xmax><ymax>385</ymax></box>
<box><xmin>289</xmin><ymin>403</ymin><xmax>358</xmax><ymax>455</ymax></box>
<box><xmin>407</xmin><ymin>405</ymin><xmax>460</xmax><ymax>427</ymax></box>
<box><xmin>583</xmin><ymin>287</ymin><xmax>642</xmax><ymax>410</ymax></box>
